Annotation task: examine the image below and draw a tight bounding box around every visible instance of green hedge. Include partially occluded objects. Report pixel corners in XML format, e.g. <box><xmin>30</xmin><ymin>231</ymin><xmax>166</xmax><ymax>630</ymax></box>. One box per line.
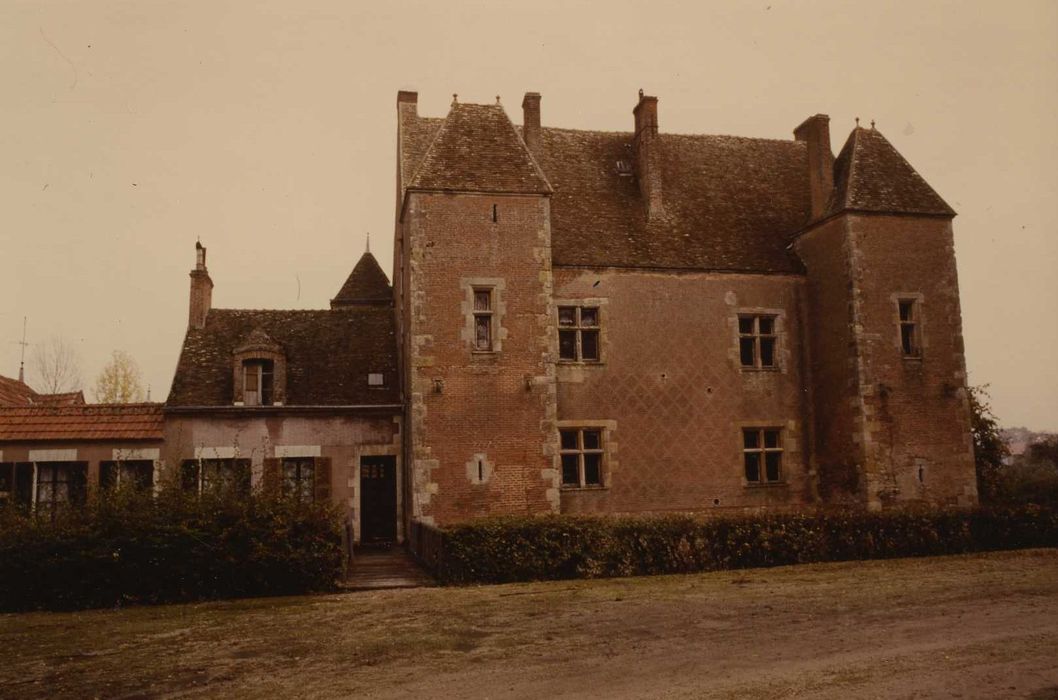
<box><xmin>0</xmin><ymin>489</ymin><xmax>345</xmax><ymax>612</ymax></box>
<box><xmin>430</xmin><ymin>506</ymin><xmax>1058</xmax><ymax>584</ymax></box>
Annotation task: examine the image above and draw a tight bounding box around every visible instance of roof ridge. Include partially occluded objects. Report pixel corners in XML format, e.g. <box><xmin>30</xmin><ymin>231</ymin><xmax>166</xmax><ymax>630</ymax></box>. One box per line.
<box><xmin>406</xmin><ymin>104</ymin><xmax>456</xmax><ymax>190</ymax></box>
<box><xmin>844</xmin><ymin>127</ymin><xmax>864</xmax><ymax>209</ymax></box>
<box><xmin>540</xmin><ymin>125</ymin><xmax>804</xmax><ymax>146</ymax></box>
<box><xmin>499</xmin><ymin>102</ymin><xmax>553</xmax><ymax>193</ymax></box>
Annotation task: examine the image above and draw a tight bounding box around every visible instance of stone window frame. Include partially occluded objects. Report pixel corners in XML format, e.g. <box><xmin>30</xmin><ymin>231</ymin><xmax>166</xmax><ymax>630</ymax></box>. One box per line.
<box><xmin>557</xmin><ymin>305</ymin><xmax>602</xmax><ymax>364</ymax></box>
<box><xmin>460</xmin><ymin>277</ymin><xmax>507</xmax><ymax>355</ymax></box>
<box><xmin>737</xmin><ymin>424</ymin><xmax>787</xmax><ymax>487</ymax></box>
<box><xmin>556</xmin><ymin>419</ymin><xmax>617</xmax><ymax>491</ymax></box>
<box><xmin>892</xmin><ymin>292</ymin><xmax>926</xmax><ymax>361</ymax></box>
<box><xmin>232</xmin><ymin>349</ymin><xmax>287</xmax><ymax>406</ymax></box>
<box><xmin>737</xmin><ymin>314</ymin><xmax>779</xmax><ymax>371</ymax></box>
<box><xmin>734</xmin><ymin>307</ymin><xmax>786</xmax><ymax>373</ymax></box>
<box><xmin>554</xmin><ymin>298</ymin><xmax>609</xmax><ymax>368</ymax></box>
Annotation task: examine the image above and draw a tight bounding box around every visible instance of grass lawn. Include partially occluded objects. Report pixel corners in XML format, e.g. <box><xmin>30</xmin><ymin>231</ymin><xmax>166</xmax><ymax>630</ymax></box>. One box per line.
<box><xmin>2</xmin><ymin>549</ymin><xmax>1057</xmax><ymax>699</ymax></box>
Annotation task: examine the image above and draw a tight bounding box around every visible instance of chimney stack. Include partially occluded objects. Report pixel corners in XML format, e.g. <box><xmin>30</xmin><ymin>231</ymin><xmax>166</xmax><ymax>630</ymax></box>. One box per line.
<box><xmin>397</xmin><ymin>90</ymin><xmax>418</xmax><ymax>114</ymax></box>
<box><xmin>522</xmin><ymin>92</ymin><xmax>541</xmax><ymax>153</ymax></box>
<box><xmin>794</xmin><ymin>114</ymin><xmax>834</xmax><ymax>219</ymax></box>
<box><xmin>633</xmin><ymin>90</ymin><xmax>664</xmax><ymax>220</ymax></box>
<box><xmin>189</xmin><ymin>241</ymin><xmax>213</xmax><ymax>330</ymax></box>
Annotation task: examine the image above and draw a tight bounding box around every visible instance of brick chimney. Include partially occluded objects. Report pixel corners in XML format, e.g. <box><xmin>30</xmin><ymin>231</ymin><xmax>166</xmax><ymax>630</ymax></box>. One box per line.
<box><xmin>794</xmin><ymin>114</ymin><xmax>834</xmax><ymax>219</ymax></box>
<box><xmin>633</xmin><ymin>90</ymin><xmax>664</xmax><ymax>220</ymax></box>
<box><xmin>189</xmin><ymin>241</ymin><xmax>213</xmax><ymax>330</ymax></box>
<box><xmin>397</xmin><ymin>90</ymin><xmax>418</xmax><ymax>113</ymax></box>
<box><xmin>522</xmin><ymin>92</ymin><xmax>541</xmax><ymax>153</ymax></box>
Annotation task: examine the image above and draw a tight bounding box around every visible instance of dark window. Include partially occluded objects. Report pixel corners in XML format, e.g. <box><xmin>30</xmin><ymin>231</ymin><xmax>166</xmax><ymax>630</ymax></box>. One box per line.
<box><xmin>559</xmin><ymin>428</ymin><xmax>604</xmax><ymax>487</ymax></box>
<box><xmin>243</xmin><ymin>359</ymin><xmax>275</xmax><ymax>405</ymax></box>
<box><xmin>738</xmin><ymin>315</ymin><xmax>778</xmax><ymax>370</ymax></box>
<box><xmin>183</xmin><ymin>458</ymin><xmax>251</xmax><ymax>497</ymax></box>
<box><xmin>0</xmin><ymin>463</ymin><xmax>12</xmax><ymax>505</ymax></box>
<box><xmin>473</xmin><ymin>288</ymin><xmax>493</xmax><ymax>351</ymax></box>
<box><xmin>100</xmin><ymin>460</ymin><xmax>154</xmax><ymax>492</ymax></box>
<box><xmin>899</xmin><ymin>299</ymin><xmax>921</xmax><ymax>358</ymax></box>
<box><xmin>557</xmin><ymin>306</ymin><xmax>601</xmax><ymax>362</ymax></box>
<box><xmin>35</xmin><ymin>462</ymin><xmax>88</xmax><ymax>520</ymax></box>
<box><xmin>743</xmin><ymin>429</ymin><xmax>783</xmax><ymax>484</ymax></box>
<box><xmin>282</xmin><ymin>457</ymin><xmax>316</xmax><ymax>503</ymax></box>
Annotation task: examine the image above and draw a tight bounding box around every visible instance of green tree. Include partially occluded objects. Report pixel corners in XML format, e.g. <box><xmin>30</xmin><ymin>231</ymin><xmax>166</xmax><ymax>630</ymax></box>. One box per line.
<box><xmin>968</xmin><ymin>385</ymin><xmax>1008</xmax><ymax>502</ymax></box>
<box><xmin>93</xmin><ymin>350</ymin><xmax>145</xmax><ymax>403</ymax></box>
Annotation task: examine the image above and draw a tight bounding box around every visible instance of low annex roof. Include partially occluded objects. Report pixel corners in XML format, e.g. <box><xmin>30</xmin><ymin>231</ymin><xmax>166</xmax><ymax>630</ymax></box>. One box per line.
<box><xmin>0</xmin><ymin>375</ymin><xmax>85</xmax><ymax>408</ymax></box>
<box><xmin>166</xmin><ymin>307</ymin><xmax>399</xmax><ymax>407</ymax></box>
<box><xmin>0</xmin><ymin>403</ymin><xmax>164</xmax><ymax>442</ymax></box>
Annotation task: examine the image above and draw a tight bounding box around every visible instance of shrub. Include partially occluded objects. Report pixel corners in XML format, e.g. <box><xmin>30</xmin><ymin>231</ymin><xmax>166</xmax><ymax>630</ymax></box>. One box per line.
<box><xmin>427</xmin><ymin>506</ymin><xmax>1058</xmax><ymax>585</ymax></box>
<box><xmin>0</xmin><ymin>487</ymin><xmax>345</xmax><ymax>612</ymax></box>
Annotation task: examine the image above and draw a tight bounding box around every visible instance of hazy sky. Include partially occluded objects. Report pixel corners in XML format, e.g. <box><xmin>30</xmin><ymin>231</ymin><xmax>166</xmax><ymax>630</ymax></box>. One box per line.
<box><xmin>2</xmin><ymin>0</ymin><xmax>1056</xmax><ymax>429</ymax></box>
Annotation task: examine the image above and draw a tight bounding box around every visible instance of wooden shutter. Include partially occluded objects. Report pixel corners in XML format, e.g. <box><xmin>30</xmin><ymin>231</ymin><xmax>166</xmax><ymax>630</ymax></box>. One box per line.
<box><xmin>69</xmin><ymin>463</ymin><xmax>89</xmax><ymax>506</ymax></box>
<box><xmin>262</xmin><ymin>458</ymin><xmax>281</xmax><ymax>496</ymax></box>
<box><xmin>314</xmin><ymin>457</ymin><xmax>332</xmax><ymax>503</ymax></box>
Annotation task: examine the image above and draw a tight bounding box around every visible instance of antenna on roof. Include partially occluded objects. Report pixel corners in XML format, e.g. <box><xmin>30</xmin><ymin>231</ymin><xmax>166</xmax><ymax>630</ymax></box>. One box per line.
<box><xmin>452</xmin><ymin>93</ymin><xmax>458</xmax><ymax>105</ymax></box>
<box><xmin>495</xmin><ymin>95</ymin><xmax>501</xmax><ymax>105</ymax></box>
<box><xmin>146</xmin><ymin>384</ymin><xmax>151</xmax><ymax>401</ymax></box>
<box><xmin>871</xmin><ymin>119</ymin><xmax>876</xmax><ymax>130</ymax></box>
<box><xmin>855</xmin><ymin>117</ymin><xmax>860</xmax><ymax>127</ymax></box>
<box><xmin>366</xmin><ymin>232</ymin><xmax>370</xmax><ymax>254</ymax></box>
<box><xmin>16</xmin><ymin>316</ymin><xmax>28</xmax><ymax>382</ymax></box>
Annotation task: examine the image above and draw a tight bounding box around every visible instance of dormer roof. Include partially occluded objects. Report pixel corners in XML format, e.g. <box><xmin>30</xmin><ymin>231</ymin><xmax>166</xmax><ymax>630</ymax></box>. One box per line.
<box><xmin>330</xmin><ymin>252</ymin><xmax>393</xmax><ymax>308</ymax></box>
<box><xmin>233</xmin><ymin>327</ymin><xmax>283</xmax><ymax>355</ymax></box>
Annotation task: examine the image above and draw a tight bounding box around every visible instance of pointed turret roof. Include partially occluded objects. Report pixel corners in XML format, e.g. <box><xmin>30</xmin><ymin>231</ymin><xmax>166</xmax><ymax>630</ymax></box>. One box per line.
<box><xmin>827</xmin><ymin>127</ymin><xmax>955</xmax><ymax>218</ymax></box>
<box><xmin>331</xmin><ymin>252</ymin><xmax>393</xmax><ymax>308</ymax></box>
<box><xmin>407</xmin><ymin>102</ymin><xmax>552</xmax><ymax>195</ymax></box>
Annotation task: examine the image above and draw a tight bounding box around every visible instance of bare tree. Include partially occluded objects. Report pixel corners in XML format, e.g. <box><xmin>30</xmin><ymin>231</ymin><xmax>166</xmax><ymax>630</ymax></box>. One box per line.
<box><xmin>29</xmin><ymin>336</ymin><xmax>82</xmax><ymax>394</ymax></box>
<box><xmin>93</xmin><ymin>350</ymin><xmax>145</xmax><ymax>403</ymax></box>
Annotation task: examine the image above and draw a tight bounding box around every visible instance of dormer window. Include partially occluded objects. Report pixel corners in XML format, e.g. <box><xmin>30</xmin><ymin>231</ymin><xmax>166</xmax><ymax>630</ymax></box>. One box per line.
<box><xmin>243</xmin><ymin>359</ymin><xmax>275</xmax><ymax>406</ymax></box>
<box><xmin>232</xmin><ymin>327</ymin><xmax>285</xmax><ymax>406</ymax></box>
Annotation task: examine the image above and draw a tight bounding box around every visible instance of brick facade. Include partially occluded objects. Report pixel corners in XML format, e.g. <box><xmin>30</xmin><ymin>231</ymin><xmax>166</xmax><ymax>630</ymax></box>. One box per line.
<box><xmin>395</xmin><ymin>90</ymin><xmax>978</xmax><ymax>526</ymax></box>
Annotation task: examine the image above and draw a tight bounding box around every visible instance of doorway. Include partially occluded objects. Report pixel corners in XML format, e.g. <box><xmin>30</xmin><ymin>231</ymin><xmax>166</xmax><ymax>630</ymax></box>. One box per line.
<box><xmin>359</xmin><ymin>455</ymin><xmax>397</xmax><ymax>545</ymax></box>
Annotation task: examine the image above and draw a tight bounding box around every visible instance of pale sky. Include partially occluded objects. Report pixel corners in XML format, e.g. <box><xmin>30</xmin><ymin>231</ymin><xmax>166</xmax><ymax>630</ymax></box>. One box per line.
<box><xmin>1</xmin><ymin>0</ymin><xmax>1056</xmax><ymax>429</ymax></box>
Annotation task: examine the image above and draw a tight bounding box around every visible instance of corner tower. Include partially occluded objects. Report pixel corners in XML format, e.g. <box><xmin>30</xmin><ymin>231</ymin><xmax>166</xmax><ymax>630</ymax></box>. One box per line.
<box><xmin>395</xmin><ymin>94</ymin><xmax>557</xmax><ymax>526</ymax></box>
<box><xmin>793</xmin><ymin>122</ymin><xmax>977</xmax><ymax>509</ymax></box>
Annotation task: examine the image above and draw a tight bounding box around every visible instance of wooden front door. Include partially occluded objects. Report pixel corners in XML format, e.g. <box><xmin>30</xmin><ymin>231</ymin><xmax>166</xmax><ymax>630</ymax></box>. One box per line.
<box><xmin>360</xmin><ymin>456</ymin><xmax>397</xmax><ymax>545</ymax></box>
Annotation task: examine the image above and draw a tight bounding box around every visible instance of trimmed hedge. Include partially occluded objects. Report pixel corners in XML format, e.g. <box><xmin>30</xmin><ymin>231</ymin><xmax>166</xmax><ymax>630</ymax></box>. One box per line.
<box><xmin>0</xmin><ymin>488</ymin><xmax>345</xmax><ymax>612</ymax></box>
<box><xmin>429</xmin><ymin>506</ymin><xmax>1058</xmax><ymax>584</ymax></box>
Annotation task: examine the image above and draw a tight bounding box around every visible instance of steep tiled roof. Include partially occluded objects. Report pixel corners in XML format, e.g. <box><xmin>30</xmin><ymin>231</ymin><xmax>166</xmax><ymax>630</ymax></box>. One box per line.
<box><xmin>331</xmin><ymin>252</ymin><xmax>393</xmax><ymax>308</ymax></box>
<box><xmin>34</xmin><ymin>391</ymin><xmax>86</xmax><ymax>407</ymax></box>
<box><xmin>0</xmin><ymin>376</ymin><xmax>37</xmax><ymax>407</ymax></box>
<box><xmin>0</xmin><ymin>403</ymin><xmax>163</xmax><ymax>442</ymax></box>
<box><xmin>167</xmin><ymin>308</ymin><xmax>399</xmax><ymax>407</ymax></box>
<box><xmin>406</xmin><ymin>103</ymin><xmax>551</xmax><ymax>195</ymax></box>
<box><xmin>827</xmin><ymin>127</ymin><xmax>955</xmax><ymax>217</ymax></box>
<box><xmin>0</xmin><ymin>376</ymin><xmax>85</xmax><ymax>407</ymax></box>
<box><xmin>532</xmin><ymin>128</ymin><xmax>810</xmax><ymax>272</ymax></box>
<box><xmin>399</xmin><ymin>106</ymin><xmax>443</xmax><ymax>198</ymax></box>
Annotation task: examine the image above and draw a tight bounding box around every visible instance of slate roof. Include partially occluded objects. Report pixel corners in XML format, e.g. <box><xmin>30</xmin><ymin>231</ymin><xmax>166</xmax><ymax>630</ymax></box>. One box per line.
<box><xmin>0</xmin><ymin>375</ymin><xmax>85</xmax><ymax>407</ymax></box>
<box><xmin>826</xmin><ymin>127</ymin><xmax>955</xmax><ymax>217</ymax></box>
<box><xmin>0</xmin><ymin>403</ymin><xmax>164</xmax><ymax>442</ymax></box>
<box><xmin>167</xmin><ymin>307</ymin><xmax>399</xmax><ymax>407</ymax></box>
<box><xmin>331</xmin><ymin>252</ymin><xmax>393</xmax><ymax>307</ymax></box>
<box><xmin>398</xmin><ymin>97</ymin><xmax>955</xmax><ymax>273</ymax></box>
<box><xmin>406</xmin><ymin>103</ymin><xmax>551</xmax><ymax>195</ymax></box>
<box><xmin>532</xmin><ymin>128</ymin><xmax>810</xmax><ymax>272</ymax></box>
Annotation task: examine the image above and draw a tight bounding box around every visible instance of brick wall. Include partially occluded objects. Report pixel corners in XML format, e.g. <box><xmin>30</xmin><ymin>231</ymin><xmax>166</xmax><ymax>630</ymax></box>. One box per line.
<box><xmin>402</xmin><ymin>192</ymin><xmax>557</xmax><ymax>526</ymax></box>
<box><xmin>846</xmin><ymin>214</ymin><xmax>976</xmax><ymax>508</ymax></box>
<box><xmin>795</xmin><ymin>213</ymin><xmax>977</xmax><ymax>510</ymax></box>
<box><xmin>553</xmin><ymin>268</ymin><xmax>814</xmax><ymax>514</ymax></box>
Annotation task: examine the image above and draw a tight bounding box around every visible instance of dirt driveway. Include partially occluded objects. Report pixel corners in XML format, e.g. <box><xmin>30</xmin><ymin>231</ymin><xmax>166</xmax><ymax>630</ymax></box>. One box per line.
<box><xmin>2</xmin><ymin>549</ymin><xmax>1056</xmax><ymax>699</ymax></box>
